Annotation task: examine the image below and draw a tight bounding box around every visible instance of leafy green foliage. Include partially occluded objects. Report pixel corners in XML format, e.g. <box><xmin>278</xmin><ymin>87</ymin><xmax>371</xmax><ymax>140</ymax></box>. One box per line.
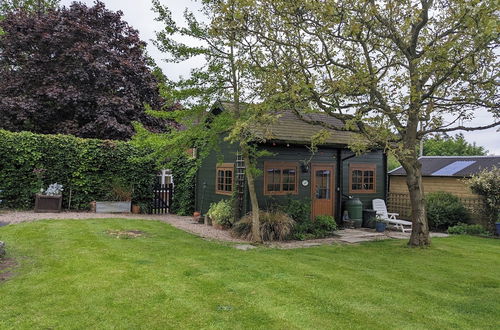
<box><xmin>423</xmin><ymin>134</ymin><xmax>488</xmax><ymax>156</ymax></box>
<box><xmin>281</xmin><ymin>198</ymin><xmax>311</xmax><ymax>222</ymax></box>
<box><xmin>387</xmin><ymin>153</ymin><xmax>401</xmax><ymax>171</ymax></box>
<box><xmin>232</xmin><ymin>210</ymin><xmax>295</xmax><ymax>241</ymax></box>
<box><xmin>0</xmin><ymin>130</ymin><xmax>156</xmax><ymax>210</ymax></box>
<box><xmin>207</xmin><ymin>199</ymin><xmax>234</xmax><ymax>228</ymax></box>
<box><xmin>292</xmin><ymin>215</ymin><xmax>337</xmax><ymax>241</ymax></box>
<box><xmin>468</xmin><ymin>166</ymin><xmax>500</xmax><ymax>228</ymax></box>
<box><xmin>426</xmin><ymin>192</ymin><xmax>469</xmax><ymax>230</ymax></box>
<box><xmin>169</xmin><ymin>156</ymin><xmax>197</xmax><ymax>216</ymax></box>
<box><xmin>222</xmin><ymin>0</ymin><xmax>500</xmax><ymax>245</ymax></box>
<box><xmin>279</xmin><ymin>198</ymin><xmax>337</xmax><ymax>240</ymax></box>
<box><xmin>314</xmin><ymin>215</ymin><xmax>338</xmax><ymax>232</ymax></box>
<box><xmin>0</xmin><ymin>0</ymin><xmax>59</xmax><ymax>14</ymax></box>
<box><xmin>447</xmin><ymin>223</ymin><xmax>490</xmax><ymax>236</ymax></box>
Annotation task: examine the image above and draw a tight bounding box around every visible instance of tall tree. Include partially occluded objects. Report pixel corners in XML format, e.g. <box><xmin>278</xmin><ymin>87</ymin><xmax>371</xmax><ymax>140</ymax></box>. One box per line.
<box><xmin>389</xmin><ymin>133</ymin><xmax>488</xmax><ymax>170</ymax></box>
<box><xmin>227</xmin><ymin>0</ymin><xmax>499</xmax><ymax>246</ymax></box>
<box><xmin>423</xmin><ymin>133</ymin><xmax>488</xmax><ymax>156</ymax></box>
<box><xmin>0</xmin><ymin>0</ymin><xmax>59</xmax><ymax>14</ymax></box>
<box><xmin>0</xmin><ymin>1</ymin><xmax>168</xmax><ymax>140</ymax></box>
<box><xmin>147</xmin><ymin>0</ymin><xmax>270</xmax><ymax>241</ymax></box>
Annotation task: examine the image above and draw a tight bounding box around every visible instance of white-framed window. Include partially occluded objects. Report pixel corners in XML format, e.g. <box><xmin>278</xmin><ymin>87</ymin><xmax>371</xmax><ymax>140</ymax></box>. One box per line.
<box><xmin>157</xmin><ymin>169</ymin><xmax>174</xmax><ymax>187</ymax></box>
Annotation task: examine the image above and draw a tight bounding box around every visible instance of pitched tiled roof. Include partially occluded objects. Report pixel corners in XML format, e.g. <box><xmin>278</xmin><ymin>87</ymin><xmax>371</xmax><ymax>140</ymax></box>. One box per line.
<box><xmin>389</xmin><ymin>156</ymin><xmax>500</xmax><ymax>177</ymax></box>
<box><xmin>216</xmin><ymin>101</ymin><xmax>357</xmax><ymax>146</ymax></box>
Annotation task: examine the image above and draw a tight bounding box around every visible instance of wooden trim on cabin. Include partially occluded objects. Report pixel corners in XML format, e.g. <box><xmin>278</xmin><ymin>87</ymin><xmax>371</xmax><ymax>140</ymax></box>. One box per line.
<box><xmin>215</xmin><ymin>163</ymin><xmax>234</xmax><ymax>195</ymax></box>
<box><xmin>349</xmin><ymin>163</ymin><xmax>376</xmax><ymax>194</ymax></box>
<box><xmin>263</xmin><ymin>161</ymin><xmax>299</xmax><ymax>195</ymax></box>
<box><xmin>311</xmin><ymin>163</ymin><xmax>335</xmax><ymax>219</ymax></box>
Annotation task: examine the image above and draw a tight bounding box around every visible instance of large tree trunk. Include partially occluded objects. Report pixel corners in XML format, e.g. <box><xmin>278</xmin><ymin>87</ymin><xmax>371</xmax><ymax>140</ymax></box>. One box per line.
<box><xmin>241</xmin><ymin>146</ymin><xmax>261</xmax><ymax>242</ymax></box>
<box><xmin>402</xmin><ymin>159</ymin><xmax>431</xmax><ymax>247</ymax></box>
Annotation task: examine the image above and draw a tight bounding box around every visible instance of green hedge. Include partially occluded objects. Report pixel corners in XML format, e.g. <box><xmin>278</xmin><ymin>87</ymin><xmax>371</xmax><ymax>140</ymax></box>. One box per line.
<box><xmin>169</xmin><ymin>156</ymin><xmax>197</xmax><ymax>216</ymax></box>
<box><xmin>0</xmin><ymin>130</ymin><xmax>157</xmax><ymax>210</ymax></box>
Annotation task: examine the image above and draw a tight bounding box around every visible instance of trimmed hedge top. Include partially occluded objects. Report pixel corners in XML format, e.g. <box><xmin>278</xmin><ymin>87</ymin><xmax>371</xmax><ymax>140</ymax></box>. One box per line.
<box><xmin>0</xmin><ymin>130</ymin><xmax>157</xmax><ymax>210</ymax></box>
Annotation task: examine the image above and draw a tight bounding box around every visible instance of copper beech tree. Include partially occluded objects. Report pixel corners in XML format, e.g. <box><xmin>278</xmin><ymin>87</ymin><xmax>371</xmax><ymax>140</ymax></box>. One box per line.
<box><xmin>0</xmin><ymin>1</ymin><xmax>167</xmax><ymax>140</ymax></box>
<box><xmin>220</xmin><ymin>0</ymin><xmax>499</xmax><ymax>246</ymax></box>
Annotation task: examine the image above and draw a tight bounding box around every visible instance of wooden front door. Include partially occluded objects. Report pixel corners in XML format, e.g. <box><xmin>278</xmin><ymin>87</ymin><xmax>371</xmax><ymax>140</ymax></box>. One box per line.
<box><xmin>311</xmin><ymin>165</ymin><xmax>334</xmax><ymax>219</ymax></box>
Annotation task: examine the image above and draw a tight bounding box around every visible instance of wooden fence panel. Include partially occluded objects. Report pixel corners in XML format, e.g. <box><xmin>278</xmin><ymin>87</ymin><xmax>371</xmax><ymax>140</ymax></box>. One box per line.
<box><xmin>387</xmin><ymin>192</ymin><xmax>486</xmax><ymax>220</ymax></box>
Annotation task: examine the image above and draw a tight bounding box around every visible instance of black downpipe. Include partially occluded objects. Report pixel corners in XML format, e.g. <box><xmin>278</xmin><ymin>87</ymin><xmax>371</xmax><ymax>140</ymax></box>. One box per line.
<box><xmin>383</xmin><ymin>153</ymin><xmax>388</xmax><ymax>201</ymax></box>
<box><xmin>338</xmin><ymin>151</ymin><xmax>357</xmax><ymax>223</ymax></box>
<box><xmin>335</xmin><ymin>149</ymin><xmax>342</xmax><ymax>223</ymax></box>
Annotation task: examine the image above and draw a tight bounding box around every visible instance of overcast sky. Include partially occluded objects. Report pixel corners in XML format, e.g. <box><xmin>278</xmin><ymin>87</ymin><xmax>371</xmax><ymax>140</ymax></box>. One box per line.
<box><xmin>60</xmin><ymin>0</ymin><xmax>499</xmax><ymax>154</ymax></box>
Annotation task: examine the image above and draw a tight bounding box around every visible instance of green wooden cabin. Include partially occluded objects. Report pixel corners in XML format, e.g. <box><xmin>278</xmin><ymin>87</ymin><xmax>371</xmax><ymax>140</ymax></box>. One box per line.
<box><xmin>195</xmin><ymin>102</ymin><xmax>387</xmax><ymax>222</ymax></box>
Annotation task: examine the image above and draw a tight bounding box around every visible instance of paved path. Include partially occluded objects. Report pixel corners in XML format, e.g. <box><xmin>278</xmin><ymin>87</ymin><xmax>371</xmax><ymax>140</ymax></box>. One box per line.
<box><xmin>0</xmin><ymin>211</ymin><xmax>448</xmax><ymax>248</ymax></box>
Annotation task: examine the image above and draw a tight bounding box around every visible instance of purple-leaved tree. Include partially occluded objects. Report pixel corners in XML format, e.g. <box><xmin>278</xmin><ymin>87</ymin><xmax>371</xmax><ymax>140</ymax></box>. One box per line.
<box><xmin>0</xmin><ymin>1</ymin><xmax>169</xmax><ymax>140</ymax></box>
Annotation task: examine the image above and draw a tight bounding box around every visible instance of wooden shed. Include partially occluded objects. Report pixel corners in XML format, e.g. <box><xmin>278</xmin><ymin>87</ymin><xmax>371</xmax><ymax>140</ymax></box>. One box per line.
<box><xmin>388</xmin><ymin>156</ymin><xmax>499</xmax><ymax>217</ymax></box>
<box><xmin>195</xmin><ymin>102</ymin><xmax>388</xmax><ymax>222</ymax></box>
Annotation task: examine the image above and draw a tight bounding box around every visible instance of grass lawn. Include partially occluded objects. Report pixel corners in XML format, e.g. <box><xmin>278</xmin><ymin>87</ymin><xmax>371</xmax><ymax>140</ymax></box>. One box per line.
<box><xmin>0</xmin><ymin>219</ymin><xmax>499</xmax><ymax>329</ymax></box>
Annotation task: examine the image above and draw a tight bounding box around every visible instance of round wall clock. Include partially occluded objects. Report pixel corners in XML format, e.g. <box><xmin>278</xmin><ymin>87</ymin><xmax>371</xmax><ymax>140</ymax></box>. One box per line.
<box><xmin>301</xmin><ymin>179</ymin><xmax>309</xmax><ymax>187</ymax></box>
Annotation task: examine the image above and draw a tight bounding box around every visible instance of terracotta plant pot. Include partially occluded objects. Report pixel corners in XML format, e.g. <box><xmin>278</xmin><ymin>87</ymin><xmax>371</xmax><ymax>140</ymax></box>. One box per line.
<box><xmin>193</xmin><ymin>211</ymin><xmax>203</xmax><ymax>223</ymax></box>
<box><xmin>89</xmin><ymin>201</ymin><xmax>96</xmax><ymax>212</ymax></box>
<box><xmin>131</xmin><ymin>205</ymin><xmax>141</xmax><ymax>214</ymax></box>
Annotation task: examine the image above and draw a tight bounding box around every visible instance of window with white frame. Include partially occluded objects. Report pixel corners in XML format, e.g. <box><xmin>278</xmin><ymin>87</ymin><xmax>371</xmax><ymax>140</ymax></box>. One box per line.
<box><xmin>157</xmin><ymin>169</ymin><xmax>174</xmax><ymax>187</ymax></box>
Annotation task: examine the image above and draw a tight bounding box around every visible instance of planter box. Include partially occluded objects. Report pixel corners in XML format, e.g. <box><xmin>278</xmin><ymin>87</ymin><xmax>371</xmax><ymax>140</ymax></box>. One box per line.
<box><xmin>35</xmin><ymin>194</ymin><xmax>62</xmax><ymax>213</ymax></box>
<box><xmin>95</xmin><ymin>201</ymin><xmax>131</xmax><ymax>213</ymax></box>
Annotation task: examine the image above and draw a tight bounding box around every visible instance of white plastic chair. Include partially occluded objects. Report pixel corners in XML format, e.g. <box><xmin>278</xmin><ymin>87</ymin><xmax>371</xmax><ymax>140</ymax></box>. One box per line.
<box><xmin>372</xmin><ymin>199</ymin><xmax>412</xmax><ymax>233</ymax></box>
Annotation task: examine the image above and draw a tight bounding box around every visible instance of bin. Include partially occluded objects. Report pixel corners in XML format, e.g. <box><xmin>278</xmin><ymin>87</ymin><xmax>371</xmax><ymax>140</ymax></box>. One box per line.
<box><xmin>362</xmin><ymin>209</ymin><xmax>377</xmax><ymax>229</ymax></box>
<box><xmin>345</xmin><ymin>198</ymin><xmax>363</xmax><ymax>228</ymax></box>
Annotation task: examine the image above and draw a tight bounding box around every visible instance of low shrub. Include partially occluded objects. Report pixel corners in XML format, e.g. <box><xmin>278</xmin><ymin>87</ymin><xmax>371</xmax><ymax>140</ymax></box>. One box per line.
<box><xmin>468</xmin><ymin>167</ymin><xmax>499</xmax><ymax>231</ymax></box>
<box><xmin>231</xmin><ymin>210</ymin><xmax>295</xmax><ymax>241</ymax></box>
<box><xmin>448</xmin><ymin>223</ymin><xmax>490</xmax><ymax>236</ymax></box>
<box><xmin>292</xmin><ymin>215</ymin><xmax>337</xmax><ymax>240</ymax></box>
<box><xmin>207</xmin><ymin>199</ymin><xmax>234</xmax><ymax>228</ymax></box>
<box><xmin>282</xmin><ymin>198</ymin><xmax>310</xmax><ymax>222</ymax></box>
<box><xmin>426</xmin><ymin>192</ymin><xmax>469</xmax><ymax>230</ymax></box>
<box><xmin>314</xmin><ymin>215</ymin><xmax>338</xmax><ymax>232</ymax></box>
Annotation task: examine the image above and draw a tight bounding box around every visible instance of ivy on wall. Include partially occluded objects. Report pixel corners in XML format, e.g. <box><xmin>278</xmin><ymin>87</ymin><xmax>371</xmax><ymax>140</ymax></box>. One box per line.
<box><xmin>169</xmin><ymin>156</ymin><xmax>197</xmax><ymax>216</ymax></box>
<box><xmin>0</xmin><ymin>130</ymin><xmax>157</xmax><ymax>210</ymax></box>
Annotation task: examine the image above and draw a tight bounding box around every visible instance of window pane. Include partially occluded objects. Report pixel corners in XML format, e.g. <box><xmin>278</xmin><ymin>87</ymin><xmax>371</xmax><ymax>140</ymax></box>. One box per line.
<box><xmin>351</xmin><ymin>167</ymin><xmax>375</xmax><ymax>192</ymax></box>
<box><xmin>266</xmin><ymin>168</ymin><xmax>281</xmax><ymax>192</ymax></box>
<box><xmin>315</xmin><ymin>169</ymin><xmax>330</xmax><ymax>199</ymax></box>
<box><xmin>225</xmin><ymin>170</ymin><xmax>232</xmax><ymax>184</ymax></box>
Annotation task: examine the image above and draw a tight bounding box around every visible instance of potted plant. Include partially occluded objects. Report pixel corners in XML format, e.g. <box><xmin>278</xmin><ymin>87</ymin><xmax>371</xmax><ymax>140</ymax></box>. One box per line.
<box><xmin>96</xmin><ymin>181</ymin><xmax>132</xmax><ymax>213</ymax></box>
<box><xmin>375</xmin><ymin>216</ymin><xmax>387</xmax><ymax>232</ymax></box>
<box><xmin>35</xmin><ymin>183</ymin><xmax>63</xmax><ymax>213</ymax></box>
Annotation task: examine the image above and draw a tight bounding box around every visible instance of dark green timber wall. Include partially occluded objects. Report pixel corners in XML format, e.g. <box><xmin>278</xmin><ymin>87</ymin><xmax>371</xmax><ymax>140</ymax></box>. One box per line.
<box><xmin>195</xmin><ymin>139</ymin><xmax>239</xmax><ymax>215</ymax></box>
<box><xmin>195</xmin><ymin>139</ymin><xmax>386</xmax><ymax>218</ymax></box>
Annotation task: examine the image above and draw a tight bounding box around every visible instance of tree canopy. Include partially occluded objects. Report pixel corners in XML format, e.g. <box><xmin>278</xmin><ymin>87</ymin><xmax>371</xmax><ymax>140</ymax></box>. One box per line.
<box><xmin>423</xmin><ymin>133</ymin><xmax>488</xmax><ymax>156</ymax></box>
<box><xmin>0</xmin><ymin>1</ymin><xmax>169</xmax><ymax>140</ymax></box>
<box><xmin>213</xmin><ymin>0</ymin><xmax>499</xmax><ymax>246</ymax></box>
<box><xmin>0</xmin><ymin>0</ymin><xmax>59</xmax><ymax>14</ymax></box>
